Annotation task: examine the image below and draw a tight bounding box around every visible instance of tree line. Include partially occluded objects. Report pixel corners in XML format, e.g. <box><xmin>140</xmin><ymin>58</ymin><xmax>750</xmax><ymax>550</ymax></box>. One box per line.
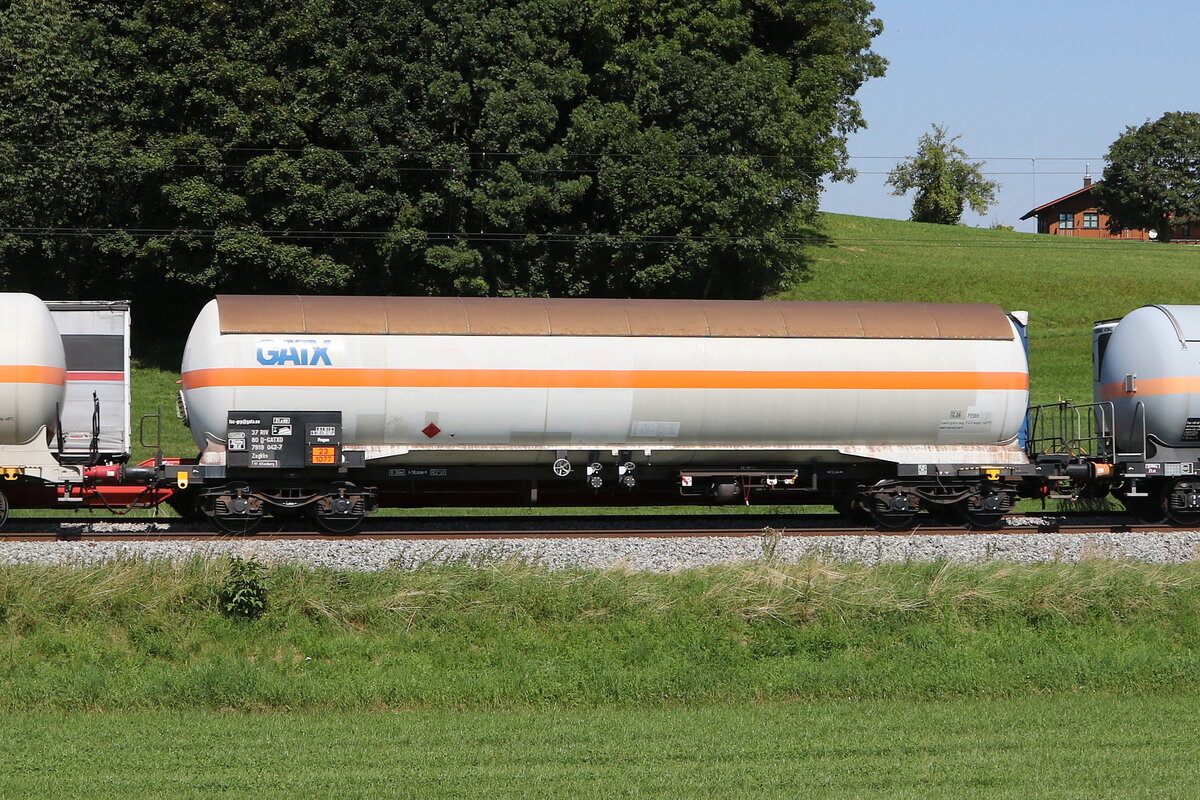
<box><xmin>0</xmin><ymin>0</ymin><xmax>885</xmax><ymax>334</ymax></box>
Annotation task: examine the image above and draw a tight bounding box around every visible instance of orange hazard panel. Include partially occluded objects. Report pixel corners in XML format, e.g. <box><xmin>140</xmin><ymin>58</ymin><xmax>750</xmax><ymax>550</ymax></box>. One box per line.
<box><xmin>311</xmin><ymin>446</ymin><xmax>336</xmax><ymax>464</ymax></box>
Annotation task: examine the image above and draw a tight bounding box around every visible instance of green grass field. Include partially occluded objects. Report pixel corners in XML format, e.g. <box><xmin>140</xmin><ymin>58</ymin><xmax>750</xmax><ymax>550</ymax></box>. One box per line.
<box><xmin>5</xmin><ymin>559</ymin><xmax>1200</xmax><ymax>797</ymax></box>
<box><xmin>5</xmin><ymin>697</ymin><xmax>1199</xmax><ymax>799</ymax></box>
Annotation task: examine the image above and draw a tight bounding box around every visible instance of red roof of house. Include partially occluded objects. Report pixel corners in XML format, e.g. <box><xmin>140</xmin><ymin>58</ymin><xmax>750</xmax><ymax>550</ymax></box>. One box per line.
<box><xmin>1019</xmin><ymin>184</ymin><xmax>1096</xmax><ymax>220</ymax></box>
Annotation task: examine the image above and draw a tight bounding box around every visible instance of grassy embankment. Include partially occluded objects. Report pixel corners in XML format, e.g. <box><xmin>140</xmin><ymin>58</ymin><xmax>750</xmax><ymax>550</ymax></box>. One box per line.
<box><xmin>5</xmin><ymin>559</ymin><xmax>1200</xmax><ymax>709</ymax></box>
<box><xmin>6</xmin><ymin>559</ymin><xmax>1200</xmax><ymax>796</ymax></box>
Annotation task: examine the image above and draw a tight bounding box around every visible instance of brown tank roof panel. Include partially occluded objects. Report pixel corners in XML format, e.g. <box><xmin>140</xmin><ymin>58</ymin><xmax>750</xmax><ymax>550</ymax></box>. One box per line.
<box><xmin>924</xmin><ymin>302</ymin><xmax>1008</xmax><ymax>338</ymax></box>
<box><xmin>216</xmin><ymin>296</ymin><xmax>1017</xmax><ymax>340</ymax></box>
<box><xmin>380</xmin><ymin>297</ymin><xmax>468</xmax><ymax>334</ymax></box>
<box><xmin>695</xmin><ymin>300</ymin><xmax>787</xmax><ymax>337</ymax></box>
<box><xmin>216</xmin><ymin>294</ymin><xmax>304</xmax><ymax>333</ymax></box>
<box><xmin>459</xmin><ymin>298</ymin><xmax>550</xmax><ymax>335</ymax></box>
<box><xmin>541</xmin><ymin>299</ymin><xmax>632</xmax><ymax>335</ymax></box>
<box><xmin>623</xmin><ymin>300</ymin><xmax>711</xmax><ymax>336</ymax></box>
<box><xmin>775</xmin><ymin>302</ymin><xmax>866</xmax><ymax>338</ymax></box>
<box><xmin>302</xmin><ymin>295</ymin><xmax>389</xmax><ymax>334</ymax></box>
<box><xmin>858</xmin><ymin>303</ymin><xmax>941</xmax><ymax>339</ymax></box>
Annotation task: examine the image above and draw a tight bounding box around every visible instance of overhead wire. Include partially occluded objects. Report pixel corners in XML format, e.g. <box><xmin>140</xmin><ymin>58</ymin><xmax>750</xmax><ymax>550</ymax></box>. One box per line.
<box><xmin>0</xmin><ymin>227</ymin><xmax>1158</xmax><ymax>249</ymax></box>
<box><xmin>0</xmin><ymin>146</ymin><xmax>1143</xmax><ymax>245</ymax></box>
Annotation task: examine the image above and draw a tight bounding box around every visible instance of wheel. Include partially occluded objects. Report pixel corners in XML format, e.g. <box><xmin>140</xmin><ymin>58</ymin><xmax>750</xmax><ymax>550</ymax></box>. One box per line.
<box><xmin>1115</xmin><ymin>483</ymin><xmax>1167</xmax><ymax>523</ymax></box>
<box><xmin>0</xmin><ymin>489</ymin><xmax>8</xmax><ymax>528</ymax></box>
<box><xmin>1118</xmin><ymin>494</ymin><xmax>1167</xmax><ymax>524</ymax></box>
<box><xmin>870</xmin><ymin>493</ymin><xmax>917</xmax><ymax>531</ymax></box>
<box><xmin>209</xmin><ymin>512</ymin><xmax>263</xmax><ymax>535</ymax></box>
<box><xmin>1165</xmin><ymin>480</ymin><xmax>1200</xmax><ymax>527</ymax></box>
<box><xmin>308</xmin><ymin>511</ymin><xmax>365</xmax><ymax>534</ymax></box>
<box><xmin>307</xmin><ymin>484</ymin><xmax>369</xmax><ymax>534</ymax></box>
<box><xmin>872</xmin><ymin>509</ymin><xmax>916</xmax><ymax>531</ymax></box>
<box><xmin>167</xmin><ymin>493</ymin><xmax>206</xmax><ymax>521</ymax></box>
<box><xmin>962</xmin><ymin>507</ymin><xmax>1004</xmax><ymax>531</ymax></box>
<box><xmin>204</xmin><ymin>484</ymin><xmax>264</xmax><ymax>535</ymax></box>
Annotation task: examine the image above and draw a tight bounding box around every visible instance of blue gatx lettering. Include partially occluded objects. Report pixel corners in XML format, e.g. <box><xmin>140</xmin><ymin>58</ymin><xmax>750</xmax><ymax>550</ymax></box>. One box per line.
<box><xmin>256</xmin><ymin>339</ymin><xmax>334</xmax><ymax>366</ymax></box>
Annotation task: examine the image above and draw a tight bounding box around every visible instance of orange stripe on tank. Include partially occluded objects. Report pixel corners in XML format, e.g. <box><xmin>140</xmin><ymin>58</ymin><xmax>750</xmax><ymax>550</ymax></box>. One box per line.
<box><xmin>182</xmin><ymin>367</ymin><xmax>1029</xmax><ymax>392</ymax></box>
<box><xmin>0</xmin><ymin>365</ymin><xmax>67</xmax><ymax>386</ymax></box>
<box><xmin>1099</xmin><ymin>376</ymin><xmax>1200</xmax><ymax>400</ymax></box>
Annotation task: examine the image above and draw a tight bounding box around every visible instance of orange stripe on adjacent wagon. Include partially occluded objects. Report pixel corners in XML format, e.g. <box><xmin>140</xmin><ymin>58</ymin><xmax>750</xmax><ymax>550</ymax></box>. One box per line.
<box><xmin>182</xmin><ymin>368</ymin><xmax>1028</xmax><ymax>392</ymax></box>
<box><xmin>1099</xmin><ymin>376</ymin><xmax>1200</xmax><ymax>400</ymax></box>
<box><xmin>0</xmin><ymin>365</ymin><xmax>67</xmax><ymax>385</ymax></box>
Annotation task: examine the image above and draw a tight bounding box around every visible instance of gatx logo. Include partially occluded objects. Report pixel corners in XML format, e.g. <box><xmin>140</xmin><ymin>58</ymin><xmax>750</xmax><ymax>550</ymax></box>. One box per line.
<box><xmin>256</xmin><ymin>339</ymin><xmax>334</xmax><ymax>366</ymax></box>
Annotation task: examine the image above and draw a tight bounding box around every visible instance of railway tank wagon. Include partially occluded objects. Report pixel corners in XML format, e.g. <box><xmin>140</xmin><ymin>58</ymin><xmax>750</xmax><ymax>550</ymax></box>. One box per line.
<box><xmin>1094</xmin><ymin>304</ymin><xmax>1200</xmax><ymax>524</ymax></box>
<box><xmin>0</xmin><ymin>293</ymin><xmax>172</xmax><ymax>525</ymax></box>
<box><xmin>178</xmin><ymin>296</ymin><xmax>1033</xmax><ymax>532</ymax></box>
<box><xmin>0</xmin><ymin>293</ymin><xmax>75</xmax><ymax>523</ymax></box>
<box><xmin>0</xmin><ymin>294</ymin><xmax>71</xmax><ymax>524</ymax></box>
<box><xmin>0</xmin><ymin>293</ymin><xmax>67</xmax><ymax>449</ymax></box>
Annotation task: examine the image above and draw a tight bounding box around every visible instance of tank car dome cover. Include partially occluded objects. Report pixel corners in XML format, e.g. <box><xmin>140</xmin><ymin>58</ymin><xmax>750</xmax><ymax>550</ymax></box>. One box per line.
<box><xmin>214</xmin><ymin>296</ymin><xmax>1016</xmax><ymax>340</ymax></box>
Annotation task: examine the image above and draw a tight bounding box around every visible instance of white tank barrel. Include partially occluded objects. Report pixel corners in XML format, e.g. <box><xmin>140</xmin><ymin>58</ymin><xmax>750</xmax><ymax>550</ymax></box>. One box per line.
<box><xmin>1096</xmin><ymin>305</ymin><xmax>1200</xmax><ymax>454</ymax></box>
<box><xmin>0</xmin><ymin>293</ymin><xmax>67</xmax><ymax>445</ymax></box>
<box><xmin>181</xmin><ymin>296</ymin><xmax>1030</xmax><ymax>465</ymax></box>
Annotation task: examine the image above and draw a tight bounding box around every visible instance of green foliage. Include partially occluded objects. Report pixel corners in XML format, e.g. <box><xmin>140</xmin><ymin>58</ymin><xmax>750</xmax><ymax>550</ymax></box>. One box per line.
<box><xmin>1093</xmin><ymin>111</ymin><xmax>1200</xmax><ymax>241</ymax></box>
<box><xmin>885</xmin><ymin>124</ymin><xmax>999</xmax><ymax>225</ymax></box>
<box><xmin>218</xmin><ymin>556</ymin><xmax>267</xmax><ymax>619</ymax></box>
<box><xmin>0</xmin><ymin>0</ymin><xmax>886</xmax><ymax>331</ymax></box>
<box><xmin>0</xmin><ymin>0</ymin><xmax>129</xmax><ymax>297</ymax></box>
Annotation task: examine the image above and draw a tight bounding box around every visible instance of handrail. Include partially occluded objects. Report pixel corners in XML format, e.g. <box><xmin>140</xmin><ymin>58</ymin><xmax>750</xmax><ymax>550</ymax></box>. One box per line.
<box><xmin>1025</xmin><ymin>400</ymin><xmax>1115</xmax><ymax>460</ymax></box>
<box><xmin>1151</xmin><ymin>305</ymin><xmax>1189</xmax><ymax>351</ymax></box>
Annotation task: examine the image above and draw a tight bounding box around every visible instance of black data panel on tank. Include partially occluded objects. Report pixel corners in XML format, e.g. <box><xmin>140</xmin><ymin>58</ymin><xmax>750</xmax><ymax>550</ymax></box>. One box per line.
<box><xmin>225</xmin><ymin>411</ymin><xmax>342</xmax><ymax>469</ymax></box>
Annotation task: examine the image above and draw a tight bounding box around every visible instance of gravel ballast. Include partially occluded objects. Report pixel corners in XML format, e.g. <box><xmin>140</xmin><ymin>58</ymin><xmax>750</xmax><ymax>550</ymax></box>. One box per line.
<box><xmin>3</xmin><ymin>524</ymin><xmax>1200</xmax><ymax>571</ymax></box>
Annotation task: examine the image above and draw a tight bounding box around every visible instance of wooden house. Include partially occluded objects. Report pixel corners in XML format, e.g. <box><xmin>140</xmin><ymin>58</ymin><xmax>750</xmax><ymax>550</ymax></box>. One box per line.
<box><xmin>1019</xmin><ymin>177</ymin><xmax>1149</xmax><ymax>241</ymax></box>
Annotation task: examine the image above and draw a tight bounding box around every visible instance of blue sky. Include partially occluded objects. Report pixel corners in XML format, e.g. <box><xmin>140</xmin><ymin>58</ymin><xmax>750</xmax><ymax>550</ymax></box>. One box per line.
<box><xmin>820</xmin><ymin>0</ymin><xmax>1200</xmax><ymax>231</ymax></box>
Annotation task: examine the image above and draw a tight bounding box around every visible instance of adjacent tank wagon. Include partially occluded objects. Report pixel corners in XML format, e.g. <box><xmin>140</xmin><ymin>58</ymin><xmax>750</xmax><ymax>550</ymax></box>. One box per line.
<box><xmin>1091</xmin><ymin>305</ymin><xmax>1200</xmax><ymax>524</ymax></box>
<box><xmin>0</xmin><ymin>294</ymin><xmax>172</xmax><ymax>524</ymax></box>
<box><xmin>0</xmin><ymin>293</ymin><xmax>67</xmax><ymax>446</ymax></box>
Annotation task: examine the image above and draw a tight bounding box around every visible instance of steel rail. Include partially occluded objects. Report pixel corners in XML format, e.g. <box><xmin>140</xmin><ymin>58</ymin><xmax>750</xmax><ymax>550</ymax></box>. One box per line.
<box><xmin>0</xmin><ymin>513</ymin><xmax>1171</xmax><ymax>542</ymax></box>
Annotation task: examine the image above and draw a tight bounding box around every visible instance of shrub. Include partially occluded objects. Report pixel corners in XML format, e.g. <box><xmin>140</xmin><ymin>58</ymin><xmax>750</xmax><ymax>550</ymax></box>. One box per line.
<box><xmin>218</xmin><ymin>556</ymin><xmax>268</xmax><ymax>620</ymax></box>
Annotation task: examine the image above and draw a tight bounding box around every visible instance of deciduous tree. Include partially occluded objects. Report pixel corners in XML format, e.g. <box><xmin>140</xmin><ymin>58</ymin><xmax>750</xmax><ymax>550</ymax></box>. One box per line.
<box><xmin>1093</xmin><ymin>111</ymin><xmax>1200</xmax><ymax>241</ymax></box>
<box><xmin>0</xmin><ymin>0</ymin><xmax>887</xmax><ymax>331</ymax></box>
<box><xmin>886</xmin><ymin>124</ymin><xmax>998</xmax><ymax>225</ymax></box>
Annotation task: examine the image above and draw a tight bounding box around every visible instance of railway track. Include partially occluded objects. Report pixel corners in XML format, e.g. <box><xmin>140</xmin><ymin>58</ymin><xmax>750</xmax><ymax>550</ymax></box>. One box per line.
<box><xmin>0</xmin><ymin>512</ymin><xmax>1171</xmax><ymax>542</ymax></box>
